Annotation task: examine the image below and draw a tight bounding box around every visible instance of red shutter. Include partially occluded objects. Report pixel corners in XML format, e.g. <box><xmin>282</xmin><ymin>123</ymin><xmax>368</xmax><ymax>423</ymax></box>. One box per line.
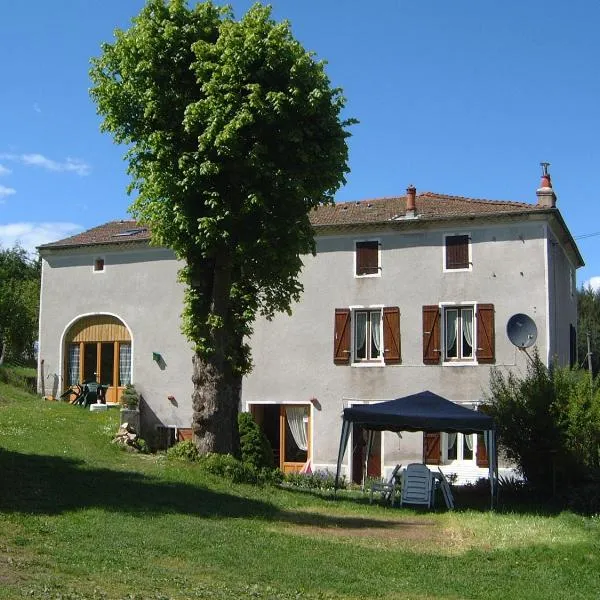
<box><xmin>423</xmin><ymin>305</ymin><xmax>441</xmax><ymax>364</ymax></box>
<box><xmin>356</xmin><ymin>241</ymin><xmax>379</xmax><ymax>275</ymax></box>
<box><xmin>476</xmin><ymin>303</ymin><xmax>495</xmax><ymax>363</ymax></box>
<box><xmin>333</xmin><ymin>308</ymin><xmax>351</xmax><ymax>364</ymax></box>
<box><xmin>424</xmin><ymin>432</ymin><xmax>441</xmax><ymax>465</ymax></box>
<box><xmin>476</xmin><ymin>433</ymin><xmax>489</xmax><ymax>467</ymax></box>
<box><xmin>383</xmin><ymin>306</ymin><xmax>401</xmax><ymax>364</ymax></box>
<box><xmin>445</xmin><ymin>235</ymin><xmax>469</xmax><ymax>269</ymax></box>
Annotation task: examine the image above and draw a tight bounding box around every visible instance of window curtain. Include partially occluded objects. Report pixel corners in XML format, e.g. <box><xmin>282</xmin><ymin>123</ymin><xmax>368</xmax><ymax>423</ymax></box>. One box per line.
<box><xmin>371</xmin><ymin>311</ymin><xmax>381</xmax><ymax>357</ymax></box>
<box><xmin>446</xmin><ymin>311</ymin><xmax>458</xmax><ymax>355</ymax></box>
<box><xmin>68</xmin><ymin>344</ymin><xmax>80</xmax><ymax>385</ymax></box>
<box><xmin>119</xmin><ymin>344</ymin><xmax>132</xmax><ymax>386</ymax></box>
<box><xmin>286</xmin><ymin>406</ymin><xmax>308</xmax><ymax>452</ymax></box>
<box><xmin>447</xmin><ymin>432</ymin><xmax>457</xmax><ymax>451</ymax></box>
<box><xmin>355</xmin><ymin>312</ymin><xmax>366</xmax><ymax>357</ymax></box>
<box><xmin>465</xmin><ymin>433</ymin><xmax>473</xmax><ymax>451</ymax></box>
<box><xmin>462</xmin><ymin>308</ymin><xmax>474</xmax><ymax>350</ymax></box>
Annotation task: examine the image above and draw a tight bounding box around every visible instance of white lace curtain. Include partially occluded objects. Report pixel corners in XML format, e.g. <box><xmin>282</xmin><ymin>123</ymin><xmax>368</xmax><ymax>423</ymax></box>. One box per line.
<box><xmin>446</xmin><ymin>311</ymin><xmax>458</xmax><ymax>354</ymax></box>
<box><xmin>371</xmin><ymin>311</ymin><xmax>381</xmax><ymax>357</ymax></box>
<box><xmin>286</xmin><ymin>406</ymin><xmax>308</xmax><ymax>451</ymax></box>
<box><xmin>463</xmin><ymin>309</ymin><xmax>473</xmax><ymax>352</ymax></box>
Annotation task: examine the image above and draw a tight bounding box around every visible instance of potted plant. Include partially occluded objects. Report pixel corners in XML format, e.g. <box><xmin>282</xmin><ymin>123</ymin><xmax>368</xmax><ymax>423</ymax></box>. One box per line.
<box><xmin>120</xmin><ymin>383</ymin><xmax>140</xmax><ymax>410</ymax></box>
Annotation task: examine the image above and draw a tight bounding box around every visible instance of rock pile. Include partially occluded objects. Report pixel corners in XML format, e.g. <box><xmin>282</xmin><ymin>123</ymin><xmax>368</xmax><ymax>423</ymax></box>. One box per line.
<box><xmin>112</xmin><ymin>422</ymin><xmax>145</xmax><ymax>452</ymax></box>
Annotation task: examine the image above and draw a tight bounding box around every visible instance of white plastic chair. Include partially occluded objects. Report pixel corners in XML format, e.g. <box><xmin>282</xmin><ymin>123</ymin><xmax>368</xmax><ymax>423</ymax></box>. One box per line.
<box><xmin>400</xmin><ymin>463</ymin><xmax>433</xmax><ymax>508</ymax></box>
<box><xmin>369</xmin><ymin>464</ymin><xmax>402</xmax><ymax>506</ymax></box>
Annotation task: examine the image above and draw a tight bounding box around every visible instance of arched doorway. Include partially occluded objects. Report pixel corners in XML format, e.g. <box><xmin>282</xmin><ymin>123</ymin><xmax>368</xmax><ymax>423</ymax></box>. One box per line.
<box><xmin>64</xmin><ymin>315</ymin><xmax>131</xmax><ymax>404</ymax></box>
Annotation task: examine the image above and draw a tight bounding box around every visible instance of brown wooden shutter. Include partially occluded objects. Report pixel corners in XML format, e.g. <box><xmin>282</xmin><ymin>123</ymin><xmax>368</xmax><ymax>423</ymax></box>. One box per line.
<box><xmin>356</xmin><ymin>241</ymin><xmax>379</xmax><ymax>275</ymax></box>
<box><xmin>424</xmin><ymin>432</ymin><xmax>441</xmax><ymax>465</ymax></box>
<box><xmin>383</xmin><ymin>306</ymin><xmax>401</xmax><ymax>364</ymax></box>
<box><xmin>333</xmin><ymin>308</ymin><xmax>351</xmax><ymax>364</ymax></box>
<box><xmin>423</xmin><ymin>305</ymin><xmax>441</xmax><ymax>364</ymax></box>
<box><xmin>445</xmin><ymin>235</ymin><xmax>469</xmax><ymax>269</ymax></box>
<box><xmin>476</xmin><ymin>433</ymin><xmax>489</xmax><ymax>467</ymax></box>
<box><xmin>476</xmin><ymin>303</ymin><xmax>495</xmax><ymax>363</ymax></box>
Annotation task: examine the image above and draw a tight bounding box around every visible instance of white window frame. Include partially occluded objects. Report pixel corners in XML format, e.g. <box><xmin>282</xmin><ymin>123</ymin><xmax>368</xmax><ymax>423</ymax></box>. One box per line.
<box><xmin>93</xmin><ymin>256</ymin><xmax>106</xmax><ymax>273</ymax></box>
<box><xmin>440</xmin><ymin>302</ymin><xmax>477</xmax><ymax>366</ymax></box>
<box><xmin>443</xmin><ymin>232</ymin><xmax>472</xmax><ymax>273</ymax></box>
<box><xmin>350</xmin><ymin>305</ymin><xmax>384</xmax><ymax>367</ymax></box>
<box><xmin>354</xmin><ymin>238</ymin><xmax>382</xmax><ymax>278</ymax></box>
<box><xmin>441</xmin><ymin>432</ymin><xmax>477</xmax><ymax>464</ymax></box>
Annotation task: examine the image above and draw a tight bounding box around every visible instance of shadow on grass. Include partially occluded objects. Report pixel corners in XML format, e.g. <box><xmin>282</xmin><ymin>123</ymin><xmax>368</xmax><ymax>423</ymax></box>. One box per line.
<box><xmin>0</xmin><ymin>449</ymin><xmax>418</xmax><ymax>530</ymax></box>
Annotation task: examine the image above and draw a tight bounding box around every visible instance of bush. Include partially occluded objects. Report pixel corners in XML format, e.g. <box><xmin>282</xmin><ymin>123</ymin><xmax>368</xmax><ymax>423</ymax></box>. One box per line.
<box><xmin>484</xmin><ymin>352</ymin><xmax>600</xmax><ymax>491</ymax></box>
<box><xmin>120</xmin><ymin>383</ymin><xmax>140</xmax><ymax>409</ymax></box>
<box><xmin>238</xmin><ymin>412</ymin><xmax>274</xmax><ymax>470</ymax></box>
<box><xmin>0</xmin><ymin>364</ymin><xmax>36</xmax><ymax>393</ymax></box>
<box><xmin>564</xmin><ymin>479</ymin><xmax>600</xmax><ymax>515</ymax></box>
<box><xmin>167</xmin><ymin>440</ymin><xmax>200</xmax><ymax>462</ymax></box>
<box><xmin>284</xmin><ymin>470</ymin><xmax>341</xmax><ymax>490</ymax></box>
<box><xmin>199</xmin><ymin>453</ymin><xmax>283</xmax><ymax>485</ymax></box>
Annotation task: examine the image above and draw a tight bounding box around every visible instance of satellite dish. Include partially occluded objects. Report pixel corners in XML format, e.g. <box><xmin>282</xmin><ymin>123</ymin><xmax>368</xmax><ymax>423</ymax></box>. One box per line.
<box><xmin>506</xmin><ymin>313</ymin><xmax>538</xmax><ymax>348</ymax></box>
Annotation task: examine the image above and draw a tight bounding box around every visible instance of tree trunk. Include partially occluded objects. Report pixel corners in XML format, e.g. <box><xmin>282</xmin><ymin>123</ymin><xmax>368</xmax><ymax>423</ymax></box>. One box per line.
<box><xmin>191</xmin><ymin>252</ymin><xmax>241</xmax><ymax>456</ymax></box>
<box><xmin>191</xmin><ymin>352</ymin><xmax>240</xmax><ymax>456</ymax></box>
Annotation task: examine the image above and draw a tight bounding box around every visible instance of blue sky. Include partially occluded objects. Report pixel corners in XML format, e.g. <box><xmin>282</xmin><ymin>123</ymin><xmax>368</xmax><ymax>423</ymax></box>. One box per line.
<box><xmin>1</xmin><ymin>1</ymin><xmax>599</xmax><ymax>287</ymax></box>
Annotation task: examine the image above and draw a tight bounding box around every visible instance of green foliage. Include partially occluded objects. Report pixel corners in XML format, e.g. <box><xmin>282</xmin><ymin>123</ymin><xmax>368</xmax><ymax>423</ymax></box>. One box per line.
<box><xmin>120</xmin><ymin>383</ymin><xmax>140</xmax><ymax>408</ymax></box>
<box><xmin>90</xmin><ymin>0</ymin><xmax>354</xmax><ymax>374</ymax></box>
<box><xmin>198</xmin><ymin>452</ymin><xmax>282</xmax><ymax>484</ymax></box>
<box><xmin>167</xmin><ymin>439</ymin><xmax>200</xmax><ymax>462</ymax></box>
<box><xmin>0</xmin><ymin>245</ymin><xmax>40</xmax><ymax>363</ymax></box>
<box><xmin>0</xmin><ymin>364</ymin><xmax>37</xmax><ymax>393</ymax></box>
<box><xmin>485</xmin><ymin>352</ymin><xmax>600</xmax><ymax>490</ymax></box>
<box><xmin>577</xmin><ymin>286</ymin><xmax>600</xmax><ymax>376</ymax></box>
<box><xmin>238</xmin><ymin>412</ymin><xmax>274</xmax><ymax>470</ymax></box>
<box><xmin>285</xmin><ymin>470</ymin><xmax>342</xmax><ymax>491</ymax></box>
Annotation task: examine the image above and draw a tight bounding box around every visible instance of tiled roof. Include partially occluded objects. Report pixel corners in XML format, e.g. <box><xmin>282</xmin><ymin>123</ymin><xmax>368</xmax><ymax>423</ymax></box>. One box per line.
<box><xmin>39</xmin><ymin>220</ymin><xmax>151</xmax><ymax>249</ymax></box>
<box><xmin>39</xmin><ymin>192</ymin><xmax>548</xmax><ymax>250</ymax></box>
<box><xmin>309</xmin><ymin>192</ymin><xmax>547</xmax><ymax>228</ymax></box>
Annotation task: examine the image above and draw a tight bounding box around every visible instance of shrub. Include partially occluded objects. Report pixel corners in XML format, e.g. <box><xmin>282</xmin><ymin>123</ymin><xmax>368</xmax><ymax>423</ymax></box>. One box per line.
<box><xmin>484</xmin><ymin>352</ymin><xmax>600</xmax><ymax>491</ymax></box>
<box><xmin>284</xmin><ymin>470</ymin><xmax>341</xmax><ymax>490</ymax></box>
<box><xmin>238</xmin><ymin>412</ymin><xmax>274</xmax><ymax>470</ymax></box>
<box><xmin>120</xmin><ymin>383</ymin><xmax>140</xmax><ymax>409</ymax></box>
<box><xmin>167</xmin><ymin>440</ymin><xmax>200</xmax><ymax>462</ymax></box>
<box><xmin>198</xmin><ymin>453</ymin><xmax>282</xmax><ymax>485</ymax></box>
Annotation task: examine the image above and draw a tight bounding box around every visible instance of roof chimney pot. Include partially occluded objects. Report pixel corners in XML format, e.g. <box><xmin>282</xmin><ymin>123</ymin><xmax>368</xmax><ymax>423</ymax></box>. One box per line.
<box><xmin>406</xmin><ymin>185</ymin><xmax>417</xmax><ymax>217</ymax></box>
<box><xmin>536</xmin><ymin>162</ymin><xmax>556</xmax><ymax>208</ymax></box>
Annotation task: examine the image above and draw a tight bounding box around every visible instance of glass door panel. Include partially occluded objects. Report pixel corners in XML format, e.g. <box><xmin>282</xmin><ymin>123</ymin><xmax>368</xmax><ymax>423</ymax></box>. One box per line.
<box><xmin>83</xmin><ymin>343</ymin><xmax>98</xmax><ymax>383</ymax></box>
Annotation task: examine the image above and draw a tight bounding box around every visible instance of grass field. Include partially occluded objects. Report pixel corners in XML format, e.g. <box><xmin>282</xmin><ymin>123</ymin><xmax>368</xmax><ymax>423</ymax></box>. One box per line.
<box><xmin>1</xmin><ymin>382</ymin><xmax>599</xmax><ymax>600</ymax></box>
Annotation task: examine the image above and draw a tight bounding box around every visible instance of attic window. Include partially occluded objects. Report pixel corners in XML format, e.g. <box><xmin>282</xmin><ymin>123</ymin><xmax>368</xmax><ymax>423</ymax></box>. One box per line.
<box><xmin>94</xmin><ymin>258</ymin><xmax>105</xmax><ymax>272</ymax></box>
<box><xmin>112</xmin><ymin>228</ymin><xmax>146</xmax><ymax>237</ymax></box>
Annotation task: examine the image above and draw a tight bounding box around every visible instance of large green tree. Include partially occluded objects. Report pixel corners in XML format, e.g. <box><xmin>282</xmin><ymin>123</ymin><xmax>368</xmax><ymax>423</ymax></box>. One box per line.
<box><xmin>90</xmin><ymin>0</ymin><xmax>353</xmax><ymax>454</ymax></box>
<box><xmin>0</xmin><ymin>246</ymin><xmax>40</xmax><ymax>364</ymax></box>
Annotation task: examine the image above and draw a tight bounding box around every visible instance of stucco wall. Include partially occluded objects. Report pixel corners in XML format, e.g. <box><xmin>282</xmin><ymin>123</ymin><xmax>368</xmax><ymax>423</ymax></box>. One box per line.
<box><xmin>38</xmin><ymin>244</ymin><xmax>194</xmax><ymax>433</ymax></box>
<box><xmin>242</xmin><ymin>219</ymin><xmax>552</xmax><ymax>470</ymax></box>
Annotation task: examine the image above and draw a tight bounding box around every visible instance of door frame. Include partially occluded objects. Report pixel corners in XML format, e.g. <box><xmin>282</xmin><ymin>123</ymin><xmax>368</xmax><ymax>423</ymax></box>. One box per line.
<box><xmin>246</xmin><ymin>401</ymin><xmax>312</xmax><ymax>473</ymax></box>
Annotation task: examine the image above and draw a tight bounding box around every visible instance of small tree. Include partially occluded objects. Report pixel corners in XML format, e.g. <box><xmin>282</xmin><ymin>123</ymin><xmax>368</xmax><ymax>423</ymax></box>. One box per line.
<box><xmin>238</xmin><ymin>412</ymin><xmax>274</xmax><ymax>470</ymax></box>
<box><xmin>485</xmin><ymin>352</ymin><xmax>600</xmax><ymax>490</ymax></box>
<box><xmin>90</xmin><ymin>0</ymin><xmax>353</xmax><ymax>456</ymax></box>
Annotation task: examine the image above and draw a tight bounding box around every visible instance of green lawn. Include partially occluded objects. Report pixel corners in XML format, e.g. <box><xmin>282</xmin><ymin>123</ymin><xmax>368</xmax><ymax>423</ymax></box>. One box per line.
<box><xmin>1</xmin><ymin>383</ymin><xmax>599</xmax><ymax>600</ymax></box>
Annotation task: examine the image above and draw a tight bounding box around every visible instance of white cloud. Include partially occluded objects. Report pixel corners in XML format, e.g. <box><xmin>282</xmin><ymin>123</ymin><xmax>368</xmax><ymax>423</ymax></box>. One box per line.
<box><xmin>0</xmin><ymin>153</ymin><xmax>91</xmax><ymax>176</ymax></box>
<box><xmin>0</xmin><ymin>184</ymin><xmax>16</xmax><ymax>198</ymax></box>
<box><xmin>584</xmin><ymin>277</ymin><xmax>600</xmax><ymax>292</ymax></box>
<box><xmin>0</xmin><ymin>164</ymin><xmax>11</xmax><ymax>176</ymax></box>
<box><xmin>33</xmin><ymin>103</ymin><xmax>41</xmax><ymax>114</ymax></box>
<box><xmin>0</xmin><ymin>222</ymin><xmax>82</xmax><ymax>256</ymax></box>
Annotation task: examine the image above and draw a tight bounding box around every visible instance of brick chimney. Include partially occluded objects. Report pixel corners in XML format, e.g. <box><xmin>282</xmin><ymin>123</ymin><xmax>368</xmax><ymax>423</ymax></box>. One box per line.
<box><xmin>536</xmin><ymin>162</ymin><xmax>556</xmax><ymax>208</ymax></box>
<box><xmin>406</xmin><ymin>185</ymin><xmax>417</xmax><ymax>218</ymax></box>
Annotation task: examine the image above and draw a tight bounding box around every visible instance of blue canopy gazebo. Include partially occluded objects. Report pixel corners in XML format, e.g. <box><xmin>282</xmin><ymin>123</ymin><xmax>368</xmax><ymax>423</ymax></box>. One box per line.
<box><xmin>334</xmin><ymin>391</ymin><xmax>498</xmax><ymax>508</ymax></box>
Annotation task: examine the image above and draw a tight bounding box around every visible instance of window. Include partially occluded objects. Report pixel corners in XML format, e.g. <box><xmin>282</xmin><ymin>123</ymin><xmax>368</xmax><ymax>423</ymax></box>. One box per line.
<box><xmin>354</xmin><ymin>309</ymin><xmax>382</xmax><ymax>362</ymax></box>
<box><xmin>444</xmin><ymin>307</ymin><xmax>474</xmax><ymax>361</ymax></box>
<box><xmin>424</xmin><ymin>431</ymin><xmax>489</xmax><ymax>466</ymax></box>
<box><xmin>570</xmin><ymin>268</ymin><xmax>576</xmax><ymax>297</ymax></box>
<box><xmin>422</xmin><ymin>303</ymin><xmax>495</xmax><ymax>364</ymax></box>
<box><xmin>334</xmin><ymin>306</ymin><xmax>401</xmax><ymax>365</ymax></box>
<box><xmin>94</xmin><ymin>258</ymin><xmax>105</xmax><ymax>272</ymax></box>
<box><xmin>355</xmin><ymin>240</ymin><xmax>380</xmax><ymax>276</ymax></box>
<box><xmin>444</xmin><ymin>234</ymin><xmax>470</xmax><ymax>270</ymax></box>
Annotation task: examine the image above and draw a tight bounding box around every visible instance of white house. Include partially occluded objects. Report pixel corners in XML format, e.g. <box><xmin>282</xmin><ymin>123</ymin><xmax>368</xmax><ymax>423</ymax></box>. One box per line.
<box><xmin>37</xmin><ymin>171</ymin><xmax>583</xmax><ymax>481</ymax></box>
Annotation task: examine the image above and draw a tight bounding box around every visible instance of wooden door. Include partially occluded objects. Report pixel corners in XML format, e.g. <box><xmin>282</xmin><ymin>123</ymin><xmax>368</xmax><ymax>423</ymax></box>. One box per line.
<box><xmin>351</xmin><ymin>425</ymin><xmax>381</xmax><ymax>484</ymax></box>
<box><xmin>280</xmin><ymin>405</ymin><xmax>310</xmax><ymax>474</ymax></box>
